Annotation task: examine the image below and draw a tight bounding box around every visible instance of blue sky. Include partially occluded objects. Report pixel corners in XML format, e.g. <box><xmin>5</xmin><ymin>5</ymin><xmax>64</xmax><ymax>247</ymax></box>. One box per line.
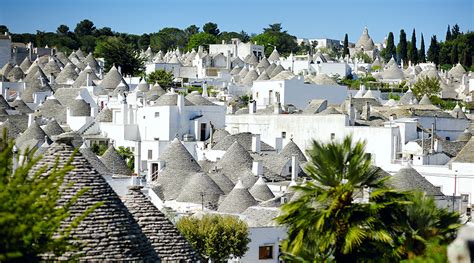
<box><xmin>0</xmin><ymin>0</ymin><xmax>472</xmax><ymax>43</ymax></box>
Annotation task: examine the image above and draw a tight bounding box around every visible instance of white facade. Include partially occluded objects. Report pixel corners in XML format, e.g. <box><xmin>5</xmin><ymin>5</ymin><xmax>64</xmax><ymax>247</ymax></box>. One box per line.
<box><xmin>209</xmin><ymin>39</ymin><xmax>264</xmax><ymax>60</ymax></box>
<box><xmin>252</xmin><ymin>77</ymin><xmax>347</xmax><ymax>110</ymax></box>
<box><xmin>238</xmin><ymin>227</ymin><xmax>287</xmax><ymax>263</ymax></box>
<box><xmin>297</xmin><ymin>38</ymin><xmax>342</xmax><ymax>50</ymax></box>
<box><xmin>226</xmin><ymin>113</ymin><xmax>401</xmax><ymax>166</ymax></box>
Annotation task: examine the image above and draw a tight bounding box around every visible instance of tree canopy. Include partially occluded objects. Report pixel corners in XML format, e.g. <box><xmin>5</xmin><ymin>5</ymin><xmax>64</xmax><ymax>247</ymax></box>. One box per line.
<box><xmin>176</xmin><ymin>214</ymin><xmax>250</xmax><ymax>262</ymax></box>
<box><xmin>202</xmin><ymin>22</ymin><xmax>220</xmax><ymax>36</ymax></box>
<box><xmin>251</xmin><ymin>23</ymin><xmax>298</xmax><ymax>57</ymax></box>
<box><xmin>94</xmin><ymin>36</ymin><xmax>144</xmax><ymax>76</ymax></box>
<box><xmin>0</xmin><ymin>130</ymin><xmax>95</xmax><ymax>261</ymax></box>
<box><xmin>412</xmin><ymin>76</ymin><xmax>441</xmax><ymax>100</ymax></box>
<box><xmin>146</xmin><ymin>69</ymin><xmax>174</xmax><ymax>87</ymax></box>
<box><xmin>187</xmin><ymin>32</ymin><xmax>218</xmax><ymax>51</ymax></box>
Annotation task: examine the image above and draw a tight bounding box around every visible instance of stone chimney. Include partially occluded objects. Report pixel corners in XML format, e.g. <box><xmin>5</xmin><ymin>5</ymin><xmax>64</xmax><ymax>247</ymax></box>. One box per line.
<box><xmin>249</xmin><ymin>100</ymin><xmax>256</xmax><ymax>114</ymax></box>
<box><xmin>251</xmin><ymin>134</ymin><xmax>261</xmax><ymax>154</ymax></box>
<box><xmin>361</xmin><ymin>101</ymin><xmax>371</xmax><ymax>120</ymax></box>
<box><xmin>252</xmin><ymin>160</ymin><xmax>263</xmax><ymax>176</ymax></box>
<box><xmin>291</xmin><ymin>154</ymin><xmax>298</xmax><ymax>181</ymax></box>
<box><xmin>226</xmin><ymin>104</ymin><xmax>236</xmax><ymax>114</ymax></box>
<box><xmin>177</xmin><ymin>93</ymin><xmax>185</xmax><ymax>113</ymax></box>
<box><xmin>273</xmin><ymin>102</ymin><xmax>281</xmax><ymax>114</ymax></box>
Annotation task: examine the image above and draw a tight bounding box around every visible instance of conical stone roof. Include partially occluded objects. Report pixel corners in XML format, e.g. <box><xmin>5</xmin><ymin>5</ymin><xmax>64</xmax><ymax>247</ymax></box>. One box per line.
<box><xmin>42</xmin><ymin>58</ymin><xmax>62</xmax><ymax>76</ymax></box>
<box><xmin>176</xmin><ymin>172</ymin><xmax>224</xmax><ymax>208</ymax></box>
<box><xmin>79</xmin><ymin>144</ymin><xmax>111</xmax><ymax>176</ymax></box>
<box><xmin>418</xmin><ymin>94</ymin><xmax>433</xmax><ymax>105</ymax></box>
<box><xmin>6</xmin><ymin>65</ymin><xmax>24</xmax><ymax>82</ymax></box>
<box><xmin>16</xmin><ymin>121</ymin><xmax>47</xmax><ymax>147</ymax></box>
<box><xmin>217</xmin><ymin>180</ymin><xmax>258</xmax><ymax>214</ymax></box>
<box><xmin>208</xmin><ymin>172</ymin><xmax>235</xmax><ymax>194</ymax></box>
<box><xmin>268</xmin><ymin>48</ymin><xmax>280</xmax><ymax>62</ymax></box>
<box><xmin>256</xmin><ymin>71</ymin><xmax>270</xmax><ymax>81</ymax></box>
<box><xmin>84</xmin><ymin>53</ymin><xmax>100</xmax><ymax>73</ymax></box>
<box><xmin>100</xmin><ymin>65</ymin><xmax>125</xmax><ymax>91</ymax></box>
<box><xmin>19</xmin><ymin>57</ymin><xmax>32</xmax><ymax>73</ymax></box>
<box><xmin>96</xmin><ymin>107</ymin><xmax>113</xmax><ymax>122</ymax></box>
<box><xmin>0</xmin><ymin>119</ymin><xmax>21</xmax><ymax>140</ymax></box>
<box><xmin>137</xmin><ymin>79</ymin><xmax>150</xmax><ymax>92</ymax></box>
<box><xmin>122</xmin><ymin>186</ymin><xmax>198</xmax><ymax>261</ymax></box>
<box><xmin>249</xmin><ymin>177</ymin><xmax>275</xmax><ymax>201</ymax></box>
<box><xmin>72</xmin><ymin>66</ymin><xmax>99</xmax><ymax>88</ymax></box>
<box><xmin>42</xmin><ymin>119</ymin><xmax>64</xmax><ymax>137</ymax></box>
<box><xmin>242</xmin><ymin>69</ymin><xmax>259</xmax><ymax>85</ymax></box>
<box><xmin>217</xmin><ymin>141</ymin><xmax>253</xmax><ymax>182</ymax></box>
<box><xmin>70</xmin><ymin>96</ymin><xmax>91</xmax><ymax>117</ymax></box>
<box><xmin>100</xmin><ymin>145</ymin><xmax>133</xmax><ymax>176</ymax></box>
<box><xmin>389</xmin><ymin>165</ymin><xmax>444</xmax><ymax>196</ymax></box>
<box><xmin>55</xmin><ymin>62</ymin><xmax>79</xmax><ymax>84</ymax></box>
<box><xmin>269</xmin><ymin>64</ymin><xmax>284</xmax><ymax>78</ymax></box>
<box><xmin>11</xmin><ymin>98</ymin><xmax>33</xmax><ymax>114</ymax></box>
<box><xmin>31</xmin><ymin>135</ymin><xmax>158</xmax><ymax>261</ymax></box>
<box><xmin>279</xmin><ymin>139</ymin><xmax>307</xmax><ymax>162</ymax></box>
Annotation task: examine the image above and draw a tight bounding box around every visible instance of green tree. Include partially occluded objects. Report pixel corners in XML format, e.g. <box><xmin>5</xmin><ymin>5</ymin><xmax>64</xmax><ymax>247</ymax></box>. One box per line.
<box><xmin>150</xmin><ymin>27</ymin><xmax>187</xmax><ymax>52</ymax></box>
<box><xmin>0</xmin><ymin>130</ymin><xmax>95</xmax><ymax>261</ymax></box>
<box><xmin>187</xmin><ymin>32</ymin><xmax>217</xmax><ymax>51</ymax></box>
<box><xmin>203</xmin><ymin>22</ymin><xmax>220</xmax><ymax>36</ymax></box>
<box><xmin>397</xmin><ymin>29</ymin><xmax>408</xmax><ymax>66</ymax></box>
<box><xmin>117</xmin><ymin>146</ymin><xmax>134</xmax><ymax>171</ymax></box>
<box><xmin>176</xmin><ymin>214</ymin><xmax>250</xmax><ymax>262</ymax></box>
<box><xmin>93</xmin><ymin>27</ymin><xmax>114</xmax><ymax>37</ymax></box>
<box><xmin>146</xmin><ymin>69</ymin><xmax>174</xmax><ymax>87</ymax></box>
<box><xmin>251</xmin><ymin>23</ymin><xmax>298</xmax><ymax>57</ymax></box>
<box><xmin>439</xmin><ymin>44</ymin><xmax>450</xmax><ymax>66</ymax></box>
<box><xmin>383</xmin><ymin>32</ymin><xmax>397</xmax><ymax>63</ymax></box>
<box><xmin>354</xmin><ymin>51</ymin><xmax>372</xmax><ymax>63</ymax></box>
<box><xmin>79</xmin><ymin>35</ymin><xmax>97</xmax><ymax>53</ymax></box>
<box><xmin>451</xmin><ymin>24</ymin><xmax>461</xmax><ymax>39</ymax></box>
<box><xmin>94</xmin><ymin>36</ymin><xmax>144</xmax><ymax>76</ymax></box>
<box><xmin>427</xmin><ymin>35</ymin><xmax>440</xmax><ymax>65</ymax></box>
<box><xmin>137</xmin><ymin>33</ymin><xmax>150</xmax><ymax>51</ymax></box>
<box><xmin>412</xmin><ymin>76</ymin><xmax>441</xmax><ymax>99</ymax></box>
<box><xmin>343</xmin><ymin>33</ymin><xmax>350</xmax><ymax>58</ymax></box>
<box><xmin>461</xmin><ymin>47</ymin><xmax>472</xmax><ymax>68</ymax></box>
<box><xmin>0</xmin><ymin>25</ymin><xmax>8</xmax><ymax>34</ymax></box>
<box><xmin>277</xmin><ymin>136</ymin><xmax>402</xmax><ymax>261</ymax></box>
<box><xmin>184</xmin><ymin>25</ymin><xmax>200</xmax><ymax>37</ymax></box>
<box><xmin>56</xmin><ymin>25</ymin><xmax>70</xmax><ymax>36</ymax></box>
<box><xmin>419</xmin><ymin>34</ymin><xmax>426</xmax><ymax>63</ymax></box>
<box><xmin>91</xmin><ymin>143</ymin><xmax>108</xmax><ymax>156</ymax></box>
<box><xmin>451</xmin><ymin>44</ymin><xmax>459</xmax><ymax>64</ymax></box>
<box><xmin>74</xmin><ymin>19</ymin><xmax>96</xmax><ymax>36</ymax></box>
<box><xmin>445</xmin><ymin>25</ymin><xmax>452</xmax><ymax>41</ymax></box>
<box><xmin>408</xmin><ymin>29</ymin><xmax>418</xmax><ymax>64</ymax></box>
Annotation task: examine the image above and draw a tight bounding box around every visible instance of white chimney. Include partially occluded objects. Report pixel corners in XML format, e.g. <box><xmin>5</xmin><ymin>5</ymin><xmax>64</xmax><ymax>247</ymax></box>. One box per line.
<box><xmin>249</xmin><ymin>100</ymin><xmax>256</xmax><ymax>114</ymax></box>
<box><xmin>291</xmin><ymin>154</ymin><xmax>298</xmax><ymax>181</ymax></box>
<box><xmin>202</xmin><ymin>82</ymin><xmax>208</xmax><ymax>97</ymax></box>
<box><xmin>274</xmin><ymin>102</ymin><xmax>281</xmax><ymax>114</ymax></box>
<box><xmin>27</xmin><ymin>113</ymin><xmax>34</xmax><ymax>127</ymax></box>
<box><xmin>177</xmin><ymin>93</ymin><xmax>185</xmax><ymax>113</ymax></box>
<box><xmin>134</xmin><ymin>141</ymin><xmax>141</xmax><ymax>174</ymax></box>
<box><xmin>252</xmin><ymin>160</ymin><xmax>263</xmax><ymax>176</ymax></box>
<box><xmin>275</xmin><ymin>137</ymin><xmax>283</xmax><ymax>153</ymax></box>
<box><xmin>251</xmin><ymin>134</ymin><xmax>261</xmax><ymax>154</ymax></box>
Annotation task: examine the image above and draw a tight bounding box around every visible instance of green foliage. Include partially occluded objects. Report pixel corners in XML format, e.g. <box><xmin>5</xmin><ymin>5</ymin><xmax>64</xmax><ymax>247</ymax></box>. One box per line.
<box><xmin>429</xmin><ymin>96</ymin><xmax>462</xmax><ymax>110</ymax></box>
<box><xmin>91</xmin><ymin>143</ymin><xmax>107</xmax><ymax>156</ymax></box>
<box><xmin>419</xmin><ymin>34</ymin><xmax>426</xmax><ymax>63</ymax></box>
<box><xmin>408</xmin><ymin>29</ymin><xmax>418</xmax><ymax>64</ymax></box>
<box><xmin>176</xmin><ymin>214</ymin><xmax>250</xmax><ymax>261</ymax></box>
<box><xmin>202</xmin><ymin>22</ymin><xmax>220</xmax><ymax>36</ymax></box>
<box><xmin>382</xmin><ymin>32</ymin><xmax>397</xmax><ymax>63</ymax></box>
<box><xmin>56</xmin><ymin>25</ymin><xmax>70</xmax><ymax>35</ymax></box>
<box><xmin>116</xmin><ymin>146</ymin><xmax>134</xmax><ymax>171</ymax></box>
<box><xmin>276</xmin><ymin>136</ymin><xmax>460</xmax><ymax>262</ymax></box>
<box><xmin>0</xmin><ymin>25</ymin><xmax>8</xmax><ymax>34</ymax></box>
<box><xmin>150</xmin><ymin>27</ymin><xmax>187</xmax><ymax>52</ymax></box>
<box><xmin>354</xmin><ymin>51</ymin><xmax>372</xmax><ymax>63</ymax></box>
<box><xmin>388</xmin><ymin>93</ymin><xmax>400</xmax><ymax>100</ymax></box>
<box><xmin>184</xmin><ymin>25</ymin><xmax>200</xmax><ymax>37</ymax></box>
<box><xmin>0</xmin><ymin>129</ymin><xmax>96</xmax><ymax>261</ymax></box>
<box><xmin>94</xmin><ymin>36</ymin><xmax>144</xmax><ymax>76</ymax></box>
<box><xmin>146</xmin><ymin>69</ymin><xmax>174</xmax><ymax>87</ymax></box>
<box><xmin>187</xmin><ymin>32</ymin><xmax>218</xmax><ymax>51</ymax></box>
<box><xmin>343</xmin><ymin>33</ymin><xmax>349</xmax><ymax>57</ymax></box>
<box><xmin>251</xmin><ymin>23</ymin><xmax>298</xmax><ymax>57</ymax></box>
<box><xmin>412</xmin><ymin>76</ymin><xmax>441</xmax><ymax>100</ymax></box>
<box><xmin>427</xmin><ymin>35</ymin><xmax>440</xmax><ymax>65</ymax></box>
<box><xmin>397</xmin><ymin>29</ymin><xmax>408</xmax><ymax>65</ymax></box>
<box><xmin>74</xmin><ymin>19</ymin><xmax>95</xmax><ymax>36</ymax></box>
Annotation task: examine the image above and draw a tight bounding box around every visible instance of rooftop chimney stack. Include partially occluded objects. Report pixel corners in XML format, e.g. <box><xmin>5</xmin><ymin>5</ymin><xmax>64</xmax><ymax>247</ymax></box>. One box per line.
<box><xmin>249</xmin><ymin>100</ymin><xmax>256</xmax><ymax>114</ymax></box>
<box><xmin>251</xmin><ymin>134</ymin><xmax>261</xmax><ymax>154</ymax></box>
<box><xmin>291</xmin><ymin>154</ymin><xmax>298</xmax><ymax>182</ymax></box>
<box><xmin>252</xmin><ymin>160</ymin><xmax>263</xmax><ymax>176</ymax></box>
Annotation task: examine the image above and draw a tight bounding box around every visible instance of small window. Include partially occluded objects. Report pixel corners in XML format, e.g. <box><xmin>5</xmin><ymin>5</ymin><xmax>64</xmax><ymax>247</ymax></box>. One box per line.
<box><xmin>331</xmin><ymin>133</ymin><xmax>335</xmax><ymax>140</ymax></box>
<box><xmin>259</xmin><ymin>245</ymin><xmax>273</xmax><ymax>259</ymax></box>
<box><xmin>148</xmin><ymin>150</ymin><xmax>153</xmax><ymax>160</ymax></box>
<box><xmin>435</xmin><ymin>186</ymin><xmax>442</xmax><ymax>192</ymax></box>
<box><xmin>281</xmin><ymin>132</ymin><xmax>286</xmax><ymax>139</ymax></box>
<box><xmin>143</xmin><ymin>116</ymin><xmax>146</xmax><ymax>119</ymax></box>
<box><xmin>154</xmin><ymin>112</ymin><xmax>160</xmax><ymax>118</ymax></box>
<box><xmin>256</xmin><ymin>92</ymin><xmax>259</xmax><ymax>98</ymax></box>
<box><xmin>461</xmin><ymin>194</ymin><xmax>469</xmax><ymax>203</ymax></box>
<box><xmin>445</xmin><ymin>137</ymin><xmax>450</xmax><ymax>141</ymax></box>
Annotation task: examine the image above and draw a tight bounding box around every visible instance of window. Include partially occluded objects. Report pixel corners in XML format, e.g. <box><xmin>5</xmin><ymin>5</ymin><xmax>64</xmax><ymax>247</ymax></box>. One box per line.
<box><xmin>331</xmin><ymin>133</ymin><xmax>335</xmax><ymax>140</ymax></box>
<box><xmin>445</xmin><ymin>137</ymin><xmax>450</xmax><ymax>141</ymax></box>
<box><xmin>256</xmin><ymin>92</ymin><xmax>259</xmax><ymax>99</ymax></box>
<box><xmin>435</xmin><ymin>186</ymin><xmax>442</xmax><ymax>192</ymax></box>
<box><xmin>461</xmin><ymin>194</ymin><xmax>469</xmax><ymax>203</ymax></box>
<box><xmin>148</xmin><ymin>150</ymin><xmax>153</xmax><ymax>160</ymax></box>
<box><xmin>281</xmin><ymin>132</ymin><xmax>286</xmax><ymax>139</ymax></box>
<box><xmin>258</xmin><ymin>245</ymin><xmax>273</xmax><ymax>259</ymax></box>
<box><xmin>154</xmin><ymin>112</ymin><xmax>160</xmax><ymax>118</ymax></box>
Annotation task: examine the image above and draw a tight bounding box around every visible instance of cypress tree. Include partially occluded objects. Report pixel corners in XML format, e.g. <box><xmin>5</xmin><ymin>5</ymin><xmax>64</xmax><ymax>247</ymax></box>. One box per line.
<box><xmin>445</xmin><ymin>25</ymin><xmax>452</xmax><ymax>41</ymax></box>
<box><xmin>461</xmin><ymin>48</ymin><xmax>472</xmax><ymax>68</ymax></box>
<box><xmin>427</xmin><ymin>35</ymin><xmax>439</xmax><ymax>65</ymax></box>
<box><xmin>397</xmin><ymin>29</ymin><xmax>408</xmax><ymax>66</ymax></box>
<box><xmin>407</xmin><ymin>29</ymin><xmax>418</xmax><ymax>64</ymax></box>
<box><xmin>419</xmin><ymin>34</ymin><xmax>426</xmax><ymax>62</ymax></box>
<box><xmin>451</xmin><ymin>44</ymin><xmax>458</xmax><ymax>64</ymax></box>
<box><xmin>383</xmin><ymin>32</ymin><xmax>396</xmax><ymax>63</ymax></box>
<box><xmin>439</xmin><ymin>45</ymin><xmax>450</xmax><ymax>65</ymax></box>
<box><xmin>451</xmin><ymin>24</ymin><xmax>461</xmax><ymax>39</ymax></box>
<box><xmin>343</xmin><ymin>33</ymin><xmax>349</xmax><ymax>57</ymax></box>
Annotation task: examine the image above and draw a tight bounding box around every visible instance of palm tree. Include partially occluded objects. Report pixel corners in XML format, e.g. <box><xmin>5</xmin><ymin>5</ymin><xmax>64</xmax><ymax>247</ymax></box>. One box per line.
<box><xmin>276</xmin><ymin>136</ymin><xmax>407</xmax><ymax>262</ymax></box>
